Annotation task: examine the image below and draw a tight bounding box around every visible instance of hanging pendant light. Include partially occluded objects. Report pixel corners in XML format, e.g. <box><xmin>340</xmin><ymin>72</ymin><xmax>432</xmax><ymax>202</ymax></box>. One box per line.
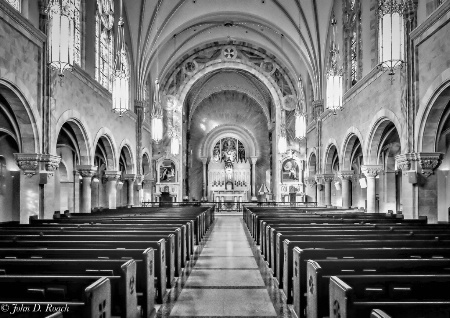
<box><xmin>326</xmin><ymin>14</ymin><xmax>343</xmax><ymax>114</ymax></box>
<box><xmin>151</xmin><ymin>79</ymin><xmax>164</xmax><ymax>143</ymax></box>
<box><xmin>378</xmin><ymin>0</ymin><xmax>408</xmax><ymax>76</ymax></box>
<box><xmin>278</xmin><ymin>124</ymin><xmax>287</xmax><ymax>154</ymax></box>
<box><xmin>112</xmin><ymin>9</ymin><xmax>129</xmax><ymax>116</ymax></box>
<box><xmin>295</xmin><ymin>78</ymin><xmax>307</xmax><ymax>139</ymax></box>
<box><xmin>46</xmin><ymin>0</ymin><xmax>75</xmax><ymax>78</ymax></box>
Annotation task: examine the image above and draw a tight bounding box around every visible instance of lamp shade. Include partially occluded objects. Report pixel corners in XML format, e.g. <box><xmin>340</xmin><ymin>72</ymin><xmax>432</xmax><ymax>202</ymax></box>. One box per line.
<box><xmin>295</xmin><ymin>112</ymin><xmax>306</xmax><ymax>139</ymax></box>
<box><xmin>378</xmin><ymin>0</ymin><xmax>405</xmax><ymax>74</ymax></box>
<box><xmin>151</xmin><ymin>112</ymin><xmax>163</xmax><ymax>143</ymax></box>
<box><xmin>326</xmin><ymin>72</ymin><xmax>343</xmax><ymax>112</ymax></box>
<box><xmin>112</xmin><ymin>17</ymin><xmax>129</xmax><ymax>115</ymax></box>
<box><xmin>47</xmin><ymin>0</ymin><xmax>75</xmax><ymax>76</ymax></box>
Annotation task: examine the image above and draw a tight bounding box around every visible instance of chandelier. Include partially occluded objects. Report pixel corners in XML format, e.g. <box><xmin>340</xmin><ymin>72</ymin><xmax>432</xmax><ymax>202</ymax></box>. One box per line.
<box><xmin>295</xmin><ymin>78</ymin><xmax>307</xmax><ymax>139</ymax></box>
<box><xmin>112</xmin><ymin>15</ymin><xmax>129</xmax><ymax>115</ymax></box>
<box><xmin>378</xmin><ymin>0</ymin><xmax>409</xmax><ymax>76</ymax></box>
<box><xmin>326</xmin><ymin>14</ymin><xmax>343</xmax><ymax>114</ymax></box>
<box><xmin>151</xmin><ymin>79</ymin><xmax>164</xmax><ymax>143</ymax></box>
<box><xmin>278</xmin><ymin>124</ymin><xmax>287</xmax><ymax>154</ymax></box>
<box><xmin>46</xmin><ymin>0</ymin><xmax>75</xmax><ymax>78</ymax></box>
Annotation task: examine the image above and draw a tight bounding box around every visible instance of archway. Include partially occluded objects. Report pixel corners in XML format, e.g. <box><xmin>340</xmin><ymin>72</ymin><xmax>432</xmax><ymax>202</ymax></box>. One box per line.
<box><xmin>366</xmin><ymin>118</ymin><xmax>402</xmax><ymax>213</ymax></box>
<box><xmin>323</xmin><ymin>143</ymin><xmax>340</xmax><ymax>207</ymax></box>
<box><xmin>118</xmin><ymin>144</ymin><xmax>134</xmax><ymax>208</ymax></box>
<box><xmin>341</xmin><ymin>133</ymin><xmax>364</xmax><ymax>209</ymax></box>
<box><xmin>305</xmin><ymin>152</ymin><xmax>317</xmax><ymax>203</ymax></box>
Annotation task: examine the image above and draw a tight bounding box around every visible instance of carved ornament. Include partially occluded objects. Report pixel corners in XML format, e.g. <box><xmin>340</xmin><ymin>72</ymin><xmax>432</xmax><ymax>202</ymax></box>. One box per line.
<box><xmin>14</xmin><ymin>153</ymin><xmax>41</xmax><ymax>177</ymax></box>
<box><xmin>416</xmin><ymin>152</ymin><xmax>443</xmax><ymax>178</ymax></box>
<box><xmin>361</xmin><ymin>165</ymin><xmax>383</xmax><ymax>178</ymax></box>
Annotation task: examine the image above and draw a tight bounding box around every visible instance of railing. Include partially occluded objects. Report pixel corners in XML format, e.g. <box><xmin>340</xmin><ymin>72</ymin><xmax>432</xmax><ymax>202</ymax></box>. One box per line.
<box><xmin>141</xmin><ymin>201</ymin><xmax>317</xmax><ymax>212</ymax></box>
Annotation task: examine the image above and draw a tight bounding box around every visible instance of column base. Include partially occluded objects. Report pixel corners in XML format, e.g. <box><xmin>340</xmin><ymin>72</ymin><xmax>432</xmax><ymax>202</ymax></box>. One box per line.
<box><xmin>251</xmin><ymin>196</ymin><xmax>258</xmax><ymax>202</ymax></box>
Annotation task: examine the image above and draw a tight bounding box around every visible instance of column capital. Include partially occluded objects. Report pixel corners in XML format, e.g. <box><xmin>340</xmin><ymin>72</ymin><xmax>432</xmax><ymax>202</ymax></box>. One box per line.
<box><xmin>314</xmin><ymin>174</ymin><xmax>323</xmax><ymax>184</ymax></box>
<box><xmin>135</xmin><ymin>174</ymin><xmax>144</xmax><ymax>185</ymax></box>
<box><xmin>395</xmin><ymin>153</ymin><xmax>416</xmax><ymax>171</ymax></box>
<box><xmin>77</xmin><ymin>165</ymin><xmax>97</xmax><ymax>178</ymax></box>
<box><xmin>200</xmin><ymin>157</ymin><xmax>208</xmax><ymax>165</ymax></box>
<box><xmin>104</xmin><ymin>170</ymin><xmax>121</xmax><ymax>182</ymax></box>
<box><xmin>123</xmin><ymin>173</ymin><xmax>137</xmax><ymax>182</ymax></box>
<box><xmin>339</xmin><ymin>170</ymin><xmax>354</xmax><ymax>181</ymax></box>
<box><xmin>40</xmin><ymin>154</ymin><xmax>61</xmax><ymax>176</ymax></box>
<box><xmin>14</xmin><ymin>153</ymin><xmax>41</xmax><ymax>177</ymax></box>
<box><xmin>250</xmin><ymin>156</ymin><xmax>258</xmax><ymax>165</ymax></box>
<box><xmin>322</xmin><ymin>173</ymin><xmax>335</xmax><ymax>183</ymax></box>
<box><xmin>361</xmin><ymin>165</ymin><xmax>383</xmax><ymax>178</ymax></box>
<box><xmin>416</xmin><ymin>152</ymin><xmax>443</xmax><ymax>178</ymax></box>
<box><xmin>305</xmin><ymin>177</ymin><xmax>317</xmax><ymax>187</ymax></box>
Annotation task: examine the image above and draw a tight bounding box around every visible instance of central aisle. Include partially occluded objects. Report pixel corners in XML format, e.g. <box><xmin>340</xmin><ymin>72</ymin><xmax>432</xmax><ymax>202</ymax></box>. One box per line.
<box><xmin>168</xmin><ymin>214</ymin><xmax>279</xmax><ymax>317</ymax></box>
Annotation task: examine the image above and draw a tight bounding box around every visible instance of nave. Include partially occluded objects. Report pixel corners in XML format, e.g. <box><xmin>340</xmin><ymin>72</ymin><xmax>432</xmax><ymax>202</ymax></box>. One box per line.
<box><xmin>158</xmin><ymin>214</ymin><xmax>291</xmax><ymax>318</ymax></box>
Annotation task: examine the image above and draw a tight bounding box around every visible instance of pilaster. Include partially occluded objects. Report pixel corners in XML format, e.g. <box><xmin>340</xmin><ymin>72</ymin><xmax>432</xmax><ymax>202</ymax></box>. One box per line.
<box><xmin>104</xmin><ymin>171</ymin><xmax>121</xmax><ymax>209</ymax></box>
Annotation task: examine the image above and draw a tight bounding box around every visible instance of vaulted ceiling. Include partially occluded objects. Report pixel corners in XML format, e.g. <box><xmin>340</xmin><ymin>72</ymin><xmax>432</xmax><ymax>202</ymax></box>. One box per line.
<box><xmin>122</xmin><ymin>0</ymin><xmax>334</xmax><ymax>99</ymax></box>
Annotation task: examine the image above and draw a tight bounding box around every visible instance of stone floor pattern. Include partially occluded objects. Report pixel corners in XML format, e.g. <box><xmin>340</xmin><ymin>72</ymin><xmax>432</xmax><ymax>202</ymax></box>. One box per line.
<box><xmin>156</xmin><ymin>214</ymin><xmax>293</xmax><ymax>318</ymax></box>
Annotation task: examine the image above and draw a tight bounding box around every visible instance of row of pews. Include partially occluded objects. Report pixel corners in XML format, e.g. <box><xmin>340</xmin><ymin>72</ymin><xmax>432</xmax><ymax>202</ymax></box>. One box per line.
<box><xmin>243</xmin><ymin>206</ymin><xmax>450</xmax><ymax>318</ymax></box>
<box><xmin>0</xmin><ymin>206</ymin><xmax>214</xmax><ymax>318</ymax></box>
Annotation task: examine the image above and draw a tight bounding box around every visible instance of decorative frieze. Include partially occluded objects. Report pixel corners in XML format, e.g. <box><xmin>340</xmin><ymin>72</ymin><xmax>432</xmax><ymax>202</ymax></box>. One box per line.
<box><xmin>361</xmin><ymin>165</ymin><xmax>383</xmax><ymax>178</ymax></box>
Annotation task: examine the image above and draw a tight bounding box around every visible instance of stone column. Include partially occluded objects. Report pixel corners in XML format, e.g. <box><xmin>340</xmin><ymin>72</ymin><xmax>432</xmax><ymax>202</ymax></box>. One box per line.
<box><xmin>315</xmin><ymin>174</ymin><xmax>323</xmax><ymax>206</ymax></box>
<box><xmin>305</xmin><ymin>177</ymin><xmax>317</xmax><ymax>203</ymax></box>
<box><xmin>135</xmin><ymin>175</ymin><xmax>144</xmax><ymax>206</ymax></box>
<box><xmin>250</xmin><ymin>156</ymin><xmax>258</xmax><ymax>201</ymax></box>
<box><xmin>339</xmin><ymin>171</ymin><xmax>354</xmax><ymax>209</ymax></box>
<box><xmin>201</xmin><ymin>157</ymin><xmax>208</xmax><ymax>201</ymax></box>
<box><xmin>362</xmin><ymin>165</ymin><xmax>383</xmax><ymax>213</ymax></box>
<box><xmin>14</xmin><ymin>154</ymin><xmax>42</xmax><ymax>224</ymax></box>
<box><xmin>322</xmin><ymin>174</ymin><xmax>335</xmax><ymax>207</ymax></box>
<box><xmin>123</xmin><ymin>174</ymin><xmax>136</xmax><ymax>207</ymax></box>
<box><xmin>104</xmin><ymin>171</ymin><xmax>121</xmax><ymax>209</ymax></box>
<box><xmin>73</xmin><ymin>171</ymin><xmax>80</xmax><ymax>213</ymax></box>
<box><xmin>77</xmin><ymin>165</ymin><xmax>97</xmax><ymax>213</ymax></box>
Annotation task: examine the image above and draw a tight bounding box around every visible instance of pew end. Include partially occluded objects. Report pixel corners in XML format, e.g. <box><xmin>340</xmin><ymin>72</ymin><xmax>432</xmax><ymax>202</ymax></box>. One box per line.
<box><xmin>329</xmin><ymin>276</ymin><xmax>352</xmax><ymax>318</ymax></box>
<box><xmin>84</xmin><ymin>277</ymin><xmax>111</xmax><ymax>318</ymax></box>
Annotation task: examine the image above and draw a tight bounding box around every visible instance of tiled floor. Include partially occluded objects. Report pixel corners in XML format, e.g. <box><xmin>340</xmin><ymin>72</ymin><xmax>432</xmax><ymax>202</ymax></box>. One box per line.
<box><xmin>156</xmin><ymin>214</ymin><xmax>293</xmax><ymax>318</ymax></box>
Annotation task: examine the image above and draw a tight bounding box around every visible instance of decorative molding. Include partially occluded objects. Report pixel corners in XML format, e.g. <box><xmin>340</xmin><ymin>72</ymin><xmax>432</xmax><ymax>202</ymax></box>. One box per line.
<box><xmin>395</xmin><ymin>153</ymin><xmax>416</xmax><ymax>171</ymax></box>
<box><xmin>361</xmin><ymin>165</ymin><xmax>383</xmax><ymax>178</ymax></box>
<box><xmin>339</xmin><ymin>170</ymin><xmax>354</xmax><ymax>181</ymax></box>
<box><xmin>315</xmin><ymin>174</ymin><xmax>324</xmax><ymax>184</ymax></box>
<box><xmin>103</xmin><ymin>170</ymin><xmax>121</xmax><ymax>182</ymax></box>
<box><xmin>410</xmin><ymin>0</ymin><xmax>450</xmax><ymax>42</ymax></box>
<box><xmin>322</xmin><ymin>173</ymin><xmax>335</xmax><ymax>183</ymax></box>
<box><xmin>0</xmin><ymin>1</ymin><xmax>46</xmax><ymax>46</ymax></box>
<box><xmin>13</xmin><ymin>153</ymin><xmax>41</xmax><ymax>177</ymax></box>
<box><xmin>123</xmin><ymin>173</ymin><xmax>137</xmax><ymax>182</ymax></box>
<box><xmin>40</xmin><ymin>154</ymin><xmax>61</xmax><ymax>176</ymax></box>
<box><xmin>416</xmin><ymin>152</ymin><xmax>443</xmax><ymax>178</ymax></box>
<box><xmin>77</xmin><ymin>165</ymin><xmax>97</xmax><ymax>178</ymax></box>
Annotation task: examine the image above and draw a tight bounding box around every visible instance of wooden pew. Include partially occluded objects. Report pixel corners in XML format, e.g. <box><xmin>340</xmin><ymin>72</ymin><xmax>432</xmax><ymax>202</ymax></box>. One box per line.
<box><xmin>291</xmin><ymin>247</ymin><xmax>450</xmax><ymax>318</ymax></box>
<box><xmin>0</xmin><ymin>259</ymin><xmax>138</xmax><ymax>318</ymax></box>
<box><xmin>371</xmin><ymin>309</ymin><xmax>392</xmax><ymax>318</ymax></box>
<box><xmin>283</xmin><ymin>239</ymin><xmax>450</xmax><ymax>303</ymax></box>
<box><xmin>0</xmin><ymin>276</ymin><xmax>111</xmax><ymax>318</ymax></box>
<box><xmin>329</xmin><ymin>275</ymin><xmax>450</xmax><ymax>318</ymax></box>
<box><xmin>306</xmin><ymin>259</ymin><xmax>450</xmax><ymax>318</ymax></box>
<box><xmin>0</xmin><ymin>232</ymin><xmax>178</xmax><ymax>285</ymax></box>
<box><xmin>0</xmin><ymin>245</ymin><xmax>163</xmax><ymax>308</ymax></box>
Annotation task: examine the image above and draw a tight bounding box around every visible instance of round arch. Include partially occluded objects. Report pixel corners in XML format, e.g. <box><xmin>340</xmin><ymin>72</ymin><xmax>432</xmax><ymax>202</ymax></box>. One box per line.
<box><xmin>307</xmin><ymin>150</ymin><xmax>317</xmax><ymax>177</ymax></box>
<box><xmin>0</xmin><ymin>78</ymin><xmax>40</xmax><ymax>153</ymax></box>
<box><xmin>55</xmin><ymin>110</ymin><xmax>93</xmax><ymax>165</ymax></box>
<box><xmin>200</xmin><ymin>124</ymin><xmax>259</xmax><ymax>159</ymax></box>
<box><xmin>323</xmin><ymin>139</ymin><xmax>339</xmax><ymax>173</ymax></box>
<box><xmin>340</xmin><ymin>126</ymin><xmax>364</xmax><ymax>171</ymax></box>
<box><xmin>365</xmin><ymin>109</ymin><xmax>403</xmax><ymax>165</ymax></box>
<box><xmin>92</xmin><ymin>127</ymin><xmax>118</xmax><ymax>170</ymax></box>
<box><xmin>118</xmin><ymin>139</ymin><xmax>135</xmax><ymax>174</ymax></box>
<box><xmin>416</xmin><ymin>69</ymin><xmax>450</xmax><ymax>152</ymax></box>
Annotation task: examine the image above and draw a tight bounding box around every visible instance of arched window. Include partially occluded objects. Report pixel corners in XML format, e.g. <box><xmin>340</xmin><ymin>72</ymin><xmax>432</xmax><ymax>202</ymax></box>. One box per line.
<box><xmin>6</xmin><ymin>0</ymin><xmax>20</xmax><ymax>12</ymax></box>
<box><xmin>343</xmin><ymin>0</ymin><xmax>362</xmax><ymax>89</ymax></box>
<box><xmin>95</xmin><ymin>0</ymin><xmax>114</xmax><ymax>92</ymax></box>
<box><xmin>73</xmin><ymin>0</ymin><xmax>81</xmax><ymax>65</ymax></box>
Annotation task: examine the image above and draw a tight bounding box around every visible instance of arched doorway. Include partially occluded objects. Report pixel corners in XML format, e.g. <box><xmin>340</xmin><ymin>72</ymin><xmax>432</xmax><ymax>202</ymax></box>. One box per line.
<box><xmin>323</xmin><ymin>144</ymin><xmax>339</xmax><ymax>207</ymax></box>
<box><xmin>341</xmin><ymin>133</ymin><xmax>364</xmax><ymax>209</ymax></box>
<box><xmin>92</xmin><ymin>135</ymin><xmax>116</xmax><ymax>209</ymax></box>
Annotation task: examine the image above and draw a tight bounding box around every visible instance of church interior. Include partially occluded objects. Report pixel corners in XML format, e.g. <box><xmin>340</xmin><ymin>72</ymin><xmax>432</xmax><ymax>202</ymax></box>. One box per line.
<box><xmin>1</xmin><ymin>0</ymin><xmax>450</xmax><ymax>317</ymax></box>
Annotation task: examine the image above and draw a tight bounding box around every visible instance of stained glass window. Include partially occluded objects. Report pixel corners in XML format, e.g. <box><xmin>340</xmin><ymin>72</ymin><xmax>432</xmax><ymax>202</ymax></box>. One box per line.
<box><xmin>95</xmin><ymin>3</ymin><xmax>114</xmax><ymax>92</ymax></box>
<box><xmin>6</xmin><ymin>0</ymin><xmax>20</xmax><ymax>11</ymax></box>
<box><xmin>73</xmin><ymin>0</ymin><xmax>81</xmax><ymax>65</ymax></box>
<box><xmin>343</xmin><ymin>0</ymin><xmax>361</xmax><ymax>88</ymax></box>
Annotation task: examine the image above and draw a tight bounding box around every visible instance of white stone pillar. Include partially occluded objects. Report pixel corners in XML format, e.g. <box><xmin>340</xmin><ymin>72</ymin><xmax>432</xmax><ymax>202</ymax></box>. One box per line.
<box><xmin>104</xmin><ymin>171</ymin><xmax>121</xmax><ymax>209</ymax></box>
<box><xmin>305</xmin><ymin>177</ymin><xmax>317</xmax><ymax>203</ymax></box>
<box><xmin>362</xmin><ymin>165</ymin><xmax>383</xmax><ymax>213</ymax></box>
<box><xmin>77</xmin><ymin>165</ymin><xmax>97</xmax><ymax>213</ymax></box>
<box><xmin>322</xmin><ymin>174</ymin><xmax>335</xmax><ymax>207</ymax></box>
<box><xmin>339</xmin><ymin>171</ymin><xmax>354</xmax><ymax>209</ymax></box>
<box><xmin>123</xmin><ymin>174</ymin><xmax>136</xmax><ymax>207</ymax></box>
<box><xmin>250</xmin><ymin>156</ymin><xmax>258</xmax><ymax>201</ymax></box>
<box><xmin>201</xmin><ymin>157</ymin><xmax>208</xmax><ymax>201</ymax></box>
<box><xmin>14</xmin><ymin>154</ymin><xmax>41</xmax><ymax>224</ymax></box>
<box><xmin>315</xmin><ymin>175</ymin><xmax>323</xmax><ymax>206</ymax></box>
